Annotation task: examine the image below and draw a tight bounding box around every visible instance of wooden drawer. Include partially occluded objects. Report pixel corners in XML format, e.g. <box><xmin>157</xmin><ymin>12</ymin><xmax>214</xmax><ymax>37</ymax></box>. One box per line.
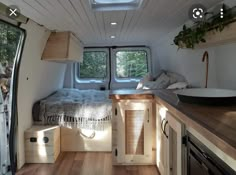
<box><xmin>24</xmin><ymin>126</ymin><xmax>60</xmax><ymax>163</ymax></box>
<box><xmin>61</xmin><ymin>126</ymin><xmax>112</xmax><ymax>152</ymax></box>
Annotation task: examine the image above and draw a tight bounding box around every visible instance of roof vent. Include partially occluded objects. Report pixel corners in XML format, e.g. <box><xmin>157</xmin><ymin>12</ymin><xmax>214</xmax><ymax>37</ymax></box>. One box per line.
<box><xmin>90</xmin><ymin>0</ymin><xmax>143</xmax><ymax>11</ymax></box>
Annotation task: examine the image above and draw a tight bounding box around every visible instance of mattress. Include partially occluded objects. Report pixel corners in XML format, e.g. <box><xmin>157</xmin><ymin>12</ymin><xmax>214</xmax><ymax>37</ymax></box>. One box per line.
<box><xmin>32</xmin><ymin>88</ymin><xmax>112</xmax><ymax>130</ymax></box>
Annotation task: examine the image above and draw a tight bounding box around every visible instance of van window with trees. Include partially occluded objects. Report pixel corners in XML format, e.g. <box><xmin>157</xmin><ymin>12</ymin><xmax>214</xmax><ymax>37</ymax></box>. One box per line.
<box><xmin>115</xmin><ymin>50</ymin><xmax>148</xmax><ymax>79</ymax></box>
<box><xmin>0</xmin><ymin>20</ymin><xmax>23</xmax><ymax>99</ymax></box>
<box><xmin>76</xmin><ymin>47</ymin><xmax>150</xmax><ymax>83</ymax></box>
<box><xmin>78</xmin><ymin>51</ymin><xmax>108</xmax><ymax>79</ymax></box>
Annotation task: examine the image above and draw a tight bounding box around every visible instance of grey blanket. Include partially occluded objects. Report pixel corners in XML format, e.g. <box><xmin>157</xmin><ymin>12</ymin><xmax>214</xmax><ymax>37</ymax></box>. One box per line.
<box><xmin>37</xmin><ymin>89</ymin><xmax>112</xmax><ymax>130</ymax></box>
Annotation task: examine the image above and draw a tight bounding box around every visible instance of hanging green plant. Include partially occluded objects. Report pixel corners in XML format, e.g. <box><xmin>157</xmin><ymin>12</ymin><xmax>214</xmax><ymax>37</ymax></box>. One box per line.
<box><xmin>174</xmin><ymin>4</ymin><xmax>236</xmax><ymax>49</ymax></box>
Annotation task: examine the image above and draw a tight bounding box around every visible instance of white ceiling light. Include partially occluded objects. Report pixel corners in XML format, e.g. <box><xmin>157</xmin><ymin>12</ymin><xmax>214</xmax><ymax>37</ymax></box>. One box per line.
<box><xmin>111</xmin><ymin>22</ymin><xmax>117</xmax><ymax>25</ymax></box>
<box><xmin>110</xmin><ymin>35</ymin><xmax>116</xmax><ymax>39</ymax></box>
<box><xmin>90</xmin><ymin>0</ymin><xmax>143</xmax><ymax>11</ymax></box>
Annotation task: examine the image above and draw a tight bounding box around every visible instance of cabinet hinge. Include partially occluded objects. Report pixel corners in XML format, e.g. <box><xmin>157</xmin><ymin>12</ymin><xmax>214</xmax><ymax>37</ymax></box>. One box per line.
<box><xmin>115</xmin><ymin>148</ymin><xmax>118</xmax><ymax>156</ymax></box>
<box><xmin>115</xmin><ymin>108</ymin><xmax>117</xmax><ymax>115</ymax></box>
<box><xmin>182</xmin><ymin>135</ymin><xmax>187</xmax><ymax>146</ymax></box>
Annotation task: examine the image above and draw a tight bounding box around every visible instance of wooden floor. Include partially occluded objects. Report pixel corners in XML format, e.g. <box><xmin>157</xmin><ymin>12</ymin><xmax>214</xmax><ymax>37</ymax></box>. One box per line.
<box><xmin>16</xmin><ymin>152</ymin><xmax>160</xmax><ymax>175</ymax></box>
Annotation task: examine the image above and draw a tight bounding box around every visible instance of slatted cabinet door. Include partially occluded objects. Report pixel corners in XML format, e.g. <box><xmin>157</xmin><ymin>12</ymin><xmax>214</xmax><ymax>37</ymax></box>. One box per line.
<box><xmin>156</xmin><ymin>104</ymin><xmax>168</xmax><ymax>175</ymax></box>
<box><xmin>117</xmin><ymin>100</ymin><xmax>152</xmax><ymax>164</ymax></box>
<box><xmin>166</xmin><ymin>112</ymin><xmax>186</xmax><ymax>175</ymax></box>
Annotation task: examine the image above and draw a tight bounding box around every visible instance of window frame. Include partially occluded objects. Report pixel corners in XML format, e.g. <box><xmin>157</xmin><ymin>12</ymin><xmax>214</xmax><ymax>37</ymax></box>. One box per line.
<box><xmin>0</xmin><ymin>19</ymin><xmax>26</xmax><ymax>173</ymax></box>
<box><xmin>112</xmin><ymin>47</ymin><xmax>151</xmax><ymax>82</ymax></box>
<box><xmin>75</xmin><ymin>48</ymin><xmax>110</xmax><ymax>83</ymax></box>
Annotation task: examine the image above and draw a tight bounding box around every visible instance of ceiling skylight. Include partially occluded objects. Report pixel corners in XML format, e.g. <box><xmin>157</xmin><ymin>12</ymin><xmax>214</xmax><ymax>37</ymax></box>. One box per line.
<box><xmin>90</xmin><ymin>0</ymin><xmax>143</xmax><ymax>11</ymax></box>
<box><xmin>94</xmin><ymin>0</ymin><xmax>135</xmax><ymax>4</ymax></box>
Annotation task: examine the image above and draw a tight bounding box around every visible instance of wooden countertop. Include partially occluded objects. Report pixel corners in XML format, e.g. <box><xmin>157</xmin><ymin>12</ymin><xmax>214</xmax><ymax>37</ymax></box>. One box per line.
<box><xmin>109</xmin><ymin>89</ymin><xmax>236</xmax><ymax>160</ymax></box>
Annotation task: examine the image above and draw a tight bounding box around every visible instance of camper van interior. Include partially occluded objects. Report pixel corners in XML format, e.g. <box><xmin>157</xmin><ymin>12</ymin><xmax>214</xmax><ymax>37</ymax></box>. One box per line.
<box><xmin>0</xmin><ymin>0</ymin><xmax>236</xmax><ymax>175</ymax></box>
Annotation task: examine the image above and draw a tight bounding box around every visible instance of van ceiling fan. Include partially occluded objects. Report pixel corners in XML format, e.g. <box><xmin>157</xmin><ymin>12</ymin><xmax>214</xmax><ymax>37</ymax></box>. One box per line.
<box><xmin>90</xmin><ymin>0</ymin><xmax>143</xmax><ymax>11</ymax></box>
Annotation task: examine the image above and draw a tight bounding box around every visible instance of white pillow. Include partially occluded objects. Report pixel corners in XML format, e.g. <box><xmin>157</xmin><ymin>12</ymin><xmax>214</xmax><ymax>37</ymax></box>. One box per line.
<box><xmin>166</xmin><ymin>71</ymin><xmax>186</xmax><ymax>84</ymax></box>
<box><xmin>167</xmin><ymin>82</ymin><xmax>188</xmax><ymax>90</ymax></box>
<box><xmin>136</xmin><ymin>73</ymin><xmax>153</xmax><ymax>89</ymax></box>
<box><xmin>142</xmin><ymin>73</ymin><xmax>170</xmax><ymax>89</ymax></box>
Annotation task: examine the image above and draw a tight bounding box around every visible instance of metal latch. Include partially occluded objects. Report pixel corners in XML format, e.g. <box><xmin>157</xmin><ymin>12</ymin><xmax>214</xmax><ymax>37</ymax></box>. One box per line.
<box><xmin>182</xmin><ymin>135</ymin><xmax>187</xmax><ymax>146</ymax></box>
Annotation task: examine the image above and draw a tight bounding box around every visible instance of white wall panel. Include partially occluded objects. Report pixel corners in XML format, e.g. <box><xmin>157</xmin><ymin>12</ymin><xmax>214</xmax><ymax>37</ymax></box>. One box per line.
<box><xmin>153</xmin><ymin>25</ymin><xmax>218</xmax><ymax>88</ymax></box>
<box><xmin>17</xmin><ymin>20</ymin><xmax>66</xmax><ymax>169</ymax></box>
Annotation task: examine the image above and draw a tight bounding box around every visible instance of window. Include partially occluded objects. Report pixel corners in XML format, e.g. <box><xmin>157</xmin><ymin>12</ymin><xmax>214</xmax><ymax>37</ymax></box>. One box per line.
<box><xmin>76</xmin><ymin>47</ymin><xmax>150</xmax><ymax>85</ymax></box>
<box><xmin>0</xmin><ymin>20</ymin><xmax>24</xmax><ymax>99</ymax></box>
<box><xmin>78</xmin><ymin>50</ymin><xmax>108</xmax><ymax>80</ymax></box>
<box><xmin>115</xmin><ymin>50</ymin><xmax>149</xmax><ymax>79</ymax></box>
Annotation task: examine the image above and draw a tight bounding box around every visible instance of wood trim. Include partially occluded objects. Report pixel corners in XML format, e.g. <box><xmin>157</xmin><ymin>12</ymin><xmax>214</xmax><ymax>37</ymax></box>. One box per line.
<box><xmin>109</xmin><ymin>94</ymin><xmax>154</xmax><ymax>100</ymax></box>
<box><xmin>66</xmin><ymin>32</ymin><xmax>70</xmax><ymax>58</ymax></box>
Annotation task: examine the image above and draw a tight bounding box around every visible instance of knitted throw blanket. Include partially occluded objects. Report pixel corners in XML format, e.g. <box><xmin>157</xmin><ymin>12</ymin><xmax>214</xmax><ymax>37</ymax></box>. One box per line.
<box><xmin>38</xmin><ymin>89</ymin><xmax>112</xmax><ymax>131</ymax></box>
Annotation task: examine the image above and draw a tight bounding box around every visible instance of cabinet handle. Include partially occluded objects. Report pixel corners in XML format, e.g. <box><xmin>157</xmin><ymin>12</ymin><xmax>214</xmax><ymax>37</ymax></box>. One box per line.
<box><xmin>163</xmin><ymin>121</ymin><xmax>168</xmax><ymax>139</ymax></box>
<box><xmin>161</xmin><ymin>118</ymin><xmax>166</xmax><ymax>134</ymax></box>
<box><xmin>147</xmin><ymin>109</ymin><xmax>149</xmax><ymax>123</ymax></box>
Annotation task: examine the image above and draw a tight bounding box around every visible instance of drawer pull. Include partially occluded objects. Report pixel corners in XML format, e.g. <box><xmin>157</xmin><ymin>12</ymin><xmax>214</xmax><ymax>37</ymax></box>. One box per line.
<box><xmin>30</xmin><ymin>137</ymin><xmax>37</xmax><ymax>142</ymax></box>
<box><xmin>42</xmin><ymin>137</ymin><xmax>49</xmax><ymax>143</ymax></box>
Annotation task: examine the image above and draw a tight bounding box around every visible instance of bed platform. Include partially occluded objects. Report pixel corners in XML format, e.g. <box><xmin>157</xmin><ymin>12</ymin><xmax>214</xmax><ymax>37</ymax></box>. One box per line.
<box><xmin>32</xmin><ymin>88</ymin><xmax>112</xmax><ymax>152</ymax></box>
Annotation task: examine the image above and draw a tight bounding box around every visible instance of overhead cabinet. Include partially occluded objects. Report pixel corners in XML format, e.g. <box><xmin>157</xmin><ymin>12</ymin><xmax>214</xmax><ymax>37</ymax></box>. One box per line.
<box><xmin>42</xmin><ymin>31</ymin><xmax>83</xmax><ymax>62</ymax></box>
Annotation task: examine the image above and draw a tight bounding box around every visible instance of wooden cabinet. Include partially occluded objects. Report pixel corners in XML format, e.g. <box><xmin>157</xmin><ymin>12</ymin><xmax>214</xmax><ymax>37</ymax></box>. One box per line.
<box><xmin>60</xmin><ymin>126</ymin><xmax>112</xmax><ymax>152</ymax></box>
<box><xmin>156</xmin><ymin>103</ymin><xmax>186</xmax><ymax>175</ymax></box>
<box><xmin>112</xmin><ymin>100</ymin><xmax>153</xmax><ymax>165</ymax></box>
<box><xmin>156</xmin><ymin>104</ymin><xmax>168</xmax><ymax>175</ymax></box>
<box><xmin>166</xmin><ymin>112</ymin><xmax>186</xmax><ymax>175</ymax></box>
<box><xmin>24</xmin><ymin>125</ymin><xmax>60</xmax><ymax>163</ymax></box>
<box><xmin>42</xmin><ymin>31</ymin><xmax>83</xmax><ymax>62</ymax></box>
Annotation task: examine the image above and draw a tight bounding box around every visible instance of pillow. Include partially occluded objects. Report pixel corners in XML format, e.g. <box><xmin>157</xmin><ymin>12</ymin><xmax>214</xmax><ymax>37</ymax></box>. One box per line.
<box><xmin>165</xmin><ymin>71</ymin><xmax>186</xmax><ymax>84</ymax></box>
<box><xmin>153</xmin><ymin>70</ymin><xmax>165</xmax><ymax>81</ymax></box>
<box><xmin>136</xmin><ymin>73</ymin><xmax>153</xmax><ymax>89</ymax></box>
<box><xmin>167</xmin><ymin>82</ymin><xmax>188</xmax><ymax>90</ymax></box>
<box><xmin>142</xmin><ymin>73</ymin><xmax>170</xmax><ymax>89</ymax></box>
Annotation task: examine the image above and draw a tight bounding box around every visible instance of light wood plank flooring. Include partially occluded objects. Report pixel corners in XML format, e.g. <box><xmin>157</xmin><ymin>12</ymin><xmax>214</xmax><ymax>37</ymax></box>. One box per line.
<box><xmin>16</xmin><ymin>152</ymin><xmax>160</xmax><ymax>175</ymax></box>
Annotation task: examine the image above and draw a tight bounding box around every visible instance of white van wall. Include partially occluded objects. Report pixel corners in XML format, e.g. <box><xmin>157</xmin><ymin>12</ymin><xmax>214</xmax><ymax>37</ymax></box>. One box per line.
<box><xmin>152</xmin><ymin>0</ymin><xmax>236</xmax><ymax>90</ymax></box>
<box><xmin>214</xmin><ymin>43</ymin><xmax>236</xmax><ymax>89</ymax></box>
<box><xmin>152</xmin><ymin>27</ymin><xmax>218</xmax><ymax>88</ymax></box>
<box><xmin>153</xmin><ymin>29</ymin><xmax>236</xmax><ymax>89</ymax></box>
<box><xmin>17</xmin><ymin>20</ymin><xmax>66</xmax><ymax>169</ymax></box>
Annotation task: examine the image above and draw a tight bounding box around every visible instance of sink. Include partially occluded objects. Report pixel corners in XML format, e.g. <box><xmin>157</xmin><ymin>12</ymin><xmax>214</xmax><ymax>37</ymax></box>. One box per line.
<box><xmin>174</xmin><ymin>88</ymin><xmax>236</xmax><ymax>105</ymax></box>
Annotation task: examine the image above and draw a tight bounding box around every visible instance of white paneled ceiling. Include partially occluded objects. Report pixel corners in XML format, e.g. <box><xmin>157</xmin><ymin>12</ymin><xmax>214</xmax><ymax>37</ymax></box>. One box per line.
<box><xmin>0</xmin><ymin>0</ymin><xmax>222</xmax><ymax>46</ymax></box>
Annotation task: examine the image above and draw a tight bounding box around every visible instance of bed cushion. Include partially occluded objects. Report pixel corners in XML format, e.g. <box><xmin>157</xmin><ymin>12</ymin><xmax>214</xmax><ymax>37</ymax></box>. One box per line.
<box><xmin>165</xmin><ymin>71</ymin><xmax>186</xmax><ymax>84</ymax></box>
<box><xmin>142</xmin><ymin>73</ymin><xmax>170</xmax><ymax>89</ymax></box>
<box><xmin>136</xmin><ymin>73</ymin><xmax>153</xmax><ymax>89</ymax></box>
<box><xmin>167</xmin><ymin>82</ymin><xmax>188</xmax><ymax>90</ymax></box>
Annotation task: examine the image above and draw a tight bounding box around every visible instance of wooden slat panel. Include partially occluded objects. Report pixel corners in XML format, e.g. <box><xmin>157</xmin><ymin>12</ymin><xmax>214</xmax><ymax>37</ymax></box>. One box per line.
<box><xmin>0</xmin><ymin>0</ymin><xmax>221</xmax><ymax>45</ymax></box>
<box><xmin>125</xmin><ymin>110</ymin><xmax>145</xmax><ymax>155</ymax></box>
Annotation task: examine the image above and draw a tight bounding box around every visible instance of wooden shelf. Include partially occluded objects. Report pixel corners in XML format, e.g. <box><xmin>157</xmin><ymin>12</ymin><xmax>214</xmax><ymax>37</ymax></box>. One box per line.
<box><xmin>196</xmin><ymin>21</ymin><xmax>236</xmax><ymax>48</ymax></box>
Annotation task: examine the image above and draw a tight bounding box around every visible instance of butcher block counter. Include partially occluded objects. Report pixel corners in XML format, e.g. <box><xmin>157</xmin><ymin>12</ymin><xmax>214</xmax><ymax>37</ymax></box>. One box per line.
<box><xmin>109</xmin><ymin>89</ymin><xmax>236</xmax><ymax>161</ymax></box>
